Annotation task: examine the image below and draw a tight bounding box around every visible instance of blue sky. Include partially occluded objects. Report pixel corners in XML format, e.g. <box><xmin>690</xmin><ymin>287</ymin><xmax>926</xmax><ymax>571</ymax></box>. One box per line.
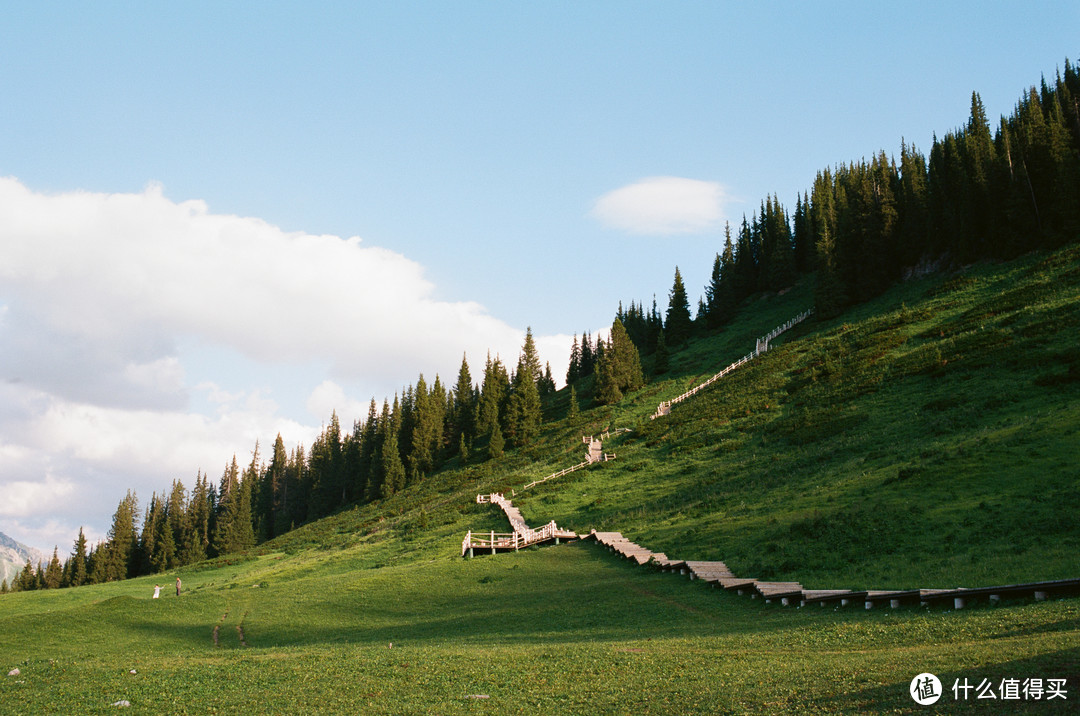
<box><xmin>1</xmin><ymin>2</ymin><xmax>1076</xmax><ymax>553</ymax></box>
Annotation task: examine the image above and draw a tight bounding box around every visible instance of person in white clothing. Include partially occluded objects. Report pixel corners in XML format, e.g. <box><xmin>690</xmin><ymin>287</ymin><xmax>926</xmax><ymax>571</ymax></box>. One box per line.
<box><xmin>153</xmin><ymin>585</ymin><xmax>161</xmax><ymax>599</ymax></box>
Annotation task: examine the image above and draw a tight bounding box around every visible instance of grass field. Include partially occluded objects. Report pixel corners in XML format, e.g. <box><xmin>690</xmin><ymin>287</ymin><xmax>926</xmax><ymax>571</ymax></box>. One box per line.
<box><xmin>2</xmin><ymin>544</ymin><xmax>1078</xmax><ymax>714</ymax></box>
<box><xmin>2</xmin><ymin>246</ymin><xmax>1079</xmax><ymax>713</ymax></box>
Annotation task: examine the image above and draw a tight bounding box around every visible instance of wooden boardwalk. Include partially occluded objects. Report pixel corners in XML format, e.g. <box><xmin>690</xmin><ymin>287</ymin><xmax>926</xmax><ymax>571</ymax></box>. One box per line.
<box><xmin>462</xmin><ymin>310</ymin><xmax>1079</xmax><ymax>611</ymax></box>
<box><xmin>652</xmin><ymin>309</ymin><xmax>812</xmax><ymax>420</ymax></box>
<box><xmin>585</xmin><ymin>529</ymin><xmax>1080</xmax><ymax>609</ymax></box>
<box><xmin>519</xmin><ymin>434</ymin><xmax>620</xmax><ymax>492</ymax></box>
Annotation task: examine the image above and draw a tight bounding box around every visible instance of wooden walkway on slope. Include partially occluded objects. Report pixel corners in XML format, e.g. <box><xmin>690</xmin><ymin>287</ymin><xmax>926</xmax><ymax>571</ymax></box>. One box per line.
<box><xmin>652</xmin><ymin>309</ymin><xmax>812</xmax><ymax>419</ymax></box>
<box><xmin>461</xmin><ymin>310</ymin><xmax>1079</xmax><ymax>611</ymax></box>
<box><xmin>585</xmin><ymin>530</ymin><xmax>1080</xmax><ymax>610</ymax></box>
<box><xmin>519</xmin><ymin>433</ymin><xmax>620</xmax><ymax>491</ymax></box>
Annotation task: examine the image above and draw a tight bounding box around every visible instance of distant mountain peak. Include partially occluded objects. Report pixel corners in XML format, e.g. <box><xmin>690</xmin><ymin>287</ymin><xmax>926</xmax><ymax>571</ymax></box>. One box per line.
<box><xmin>0</xmin><ymin>531</ymin><xmax>50</xmax><ymax>585</ymax></box>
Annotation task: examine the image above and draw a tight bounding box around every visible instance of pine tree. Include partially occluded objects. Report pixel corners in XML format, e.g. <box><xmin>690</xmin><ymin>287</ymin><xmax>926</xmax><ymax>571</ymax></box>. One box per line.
<box><xmin>366</xmin><ymin>400</ymin><xmax>391</xmax><ymax>500</ymax></box>
<box><xmin>165</xmin><ymin>480</ymin><xmax>188</xmax><ymax>562</ymax></box>
<box><xmin>476</xmin><ymin>353</ymin><xmax>509</xmax><ymax>439</ymax></box>
<box><xmin>665</xmin><ymin>267</ymin><xmax>693</xmax><ymax>346</ymax></box>
<box><xmin>43</xmin><ymin>548</ymin><xmax>63</xmax><ymax>589</ymax></box>
<box><xmin>450</xmin><ymin>355</ymin><xmax>476</xmax><ymax>454</ymax></box>
<box><xmin>379</xmin><ymin>405</ymin><xmax>406</xmax><ymax>498</ymax></box>
<box><xmin>733</xmin><ymin>216</ymin><xmax>758</xmax><ymax>303</ymax></box>
<box><xmin>144</xmin><ymin>495</ymin><xmax>169</xmax><ymax>573</ymax></box>
<box><xmin>566</xmin><ymin>385</ymin><xmax>580</xmax><ymax>423</ymax></box>
<box><xmin>579</xmin><ymin>332</ymin><xmax>595</xmax><ymax>378</ymax></box>
<box><xmin>230</xmin><ymin>467</ymin><xmax>257</xmax><ymax>552</ymax></box>
<box><xmin>653</xmin><ymin>328</ymin><xmax>670</xmax><ymax>374</ymax></box>
<box><xmin>540</xmin><ymin>362</ymin><xmax>557</xmax><ymax>399</ymax></box>
<box><xmin>566</xmin><ymin>334</ymin><xmax>582</xmax><ymax>384</ymax></box>
<box><xmin>792</xmin><ymin>192</ymin><xmax>815</xmax><ymax>274</ymax></box>
<box><xmin>155</xmin><ymin>494</ymin><xmax>180</xmax><ymax>571</ymax></box>
<box><xmin>87</xmin><ymin>542</ymin><xmax>107</xmax><ymax>585</ymax></box>
<box><xmin>713</xmin><ymin>223</ymin><xmax>738</xmax><ymax>326</ymax></box>
<box><xmin>458</xmin><ymin>433</ymin><xmax>470</xmax><ymax>464</ymax></box>
<box><xmin>16</xmin><ymin>559</ymin><xmax>35</xmax><ymax>591</ymax></box>
<box><xmin>704</xmin><ymin>252</ymin><xmax>722</xmax><ymax>326</ymax></box>
<box><xmin>760</xmin><ymin>196</ymin><xmax>796</xmax><ymax>291</ymax></box>
<box><xmin>960</xmin><ymin>91</ymin><xmax>997</xmax><ymax>259</ymax></box>
<box><xmin>507</xmin><ymin>358</ymin><xmax>542</xmax><ymax>448</ymax></box>
<box><xmin>359</xmin><ymin>400</ymin><xmax>380</xmax><ymax>502</ymax></box>
<box><xmin>520</xmin><ymin>328</ymin><xmax>543</xmax><ymax>389</ymax></box>
<box><xmin>342</xmin><ymin>420</ymin><xmax>363</xmax><ymax>508</ymax></box>
<box><xmin>104</xmin><ymin>491</ymin><xmax>139</xmax><ymax>581</ymax></box>
<box><xmin>595</xmin><ymin>351</ymin><xmax>622</xmax><ymax>405</ymax></box>
<box><xmin>69</xmin><ymin>527</ymin><xmax>88</xmax><ymax>587</ymax></box>
<box><xmin>211</xmin><ymin>457</ymin><xmax>240</xmax><ymax>557</ymax></box>
<box><xmin>184</xmin><ymin>472</ymin><xmax>211</xmax><ymax>565</ymax></box>
<box><xmin>309</xmin><ymin>417</ymin><xmax>343</xmax><ymax>518</ymax></box>
<box><xmin>609</xmin><ymin>318</ymin><xmax>644</xmax><ymax>392</ymax></box>
<box><xmin>265</xmin><ymin>434</ymin><xmax>288</xmax><ymax>540</ymax></box>
<box><xmin>407</xmin><ymin>374</ymin><xmax>443</xmax><ymax>483</ymax></box>
<box><xmin>486</xmin><ymin>421</ymin><xmax>504</xmax><ymax>460</ymax></box>
<box><xmin>898</xmin><ymin>140</ymin><xmax>930</xmax><ymax>265</ymax></box>
<box><xmin>811</xmin><ymin>169</ymin><xmax>846</xmax><ymax>317</ymax></box>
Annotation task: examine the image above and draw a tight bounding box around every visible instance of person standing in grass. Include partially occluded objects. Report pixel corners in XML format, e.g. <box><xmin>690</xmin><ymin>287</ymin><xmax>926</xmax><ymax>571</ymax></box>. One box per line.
<box><xmin>175</xmin><ymin>576</ymin><xmax>182</xmax><ymax>596</ymax></box>
<box><xmin>153</xmin><ymin>585</ymin><xmax>161</xmax><ymax>599</ymax></box>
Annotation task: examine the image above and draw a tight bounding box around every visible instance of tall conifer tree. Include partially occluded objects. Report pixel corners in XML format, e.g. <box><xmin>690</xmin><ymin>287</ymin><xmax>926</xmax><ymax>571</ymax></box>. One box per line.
<box><xmin>664</xmin><ymin>267</ymin><xmax>693</xmax><ymax>346</ymax></box>
<box><xmin>69</xmin><ymin>527</ymin><xmax>88</xmax><ymax>587</ymax></box>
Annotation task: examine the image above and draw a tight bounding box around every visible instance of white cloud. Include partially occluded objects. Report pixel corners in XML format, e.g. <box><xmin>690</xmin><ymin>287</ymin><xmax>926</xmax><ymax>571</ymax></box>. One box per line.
<box><xmin>306</xmin><ymin>380</ymin><xmax>370</xmax><ymax>427</ymax></box>
<box><xmin>0</xmin><ymin>474</ymin><xmax>77</xmax><ymax>519</ymax></box>
<box><xmin>0</xmin><ymin>176</ymin><xmax>578</xmax><ymax>552</ymax></box>
<box><xmin>591</xmin><ymin>176</ymin><xmax>726</xmax><ymax>235</ymax></box>
<box><xmin>0</xmin><ymin>176</ymin><xmax>527</xmax><ymax>398</ymax></box>
<box><xmin>0</xmin><ymin>379</ymin><xmax>317</xmax><ymax>552</ymax></box>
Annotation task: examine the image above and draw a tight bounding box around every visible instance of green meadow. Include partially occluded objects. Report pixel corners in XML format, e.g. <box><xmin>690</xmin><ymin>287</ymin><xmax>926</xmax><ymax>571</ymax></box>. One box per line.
<box><xmin>3</xmin><ymin>245</ymin><xmax>1079</xmax><ymax>714</ymax></box>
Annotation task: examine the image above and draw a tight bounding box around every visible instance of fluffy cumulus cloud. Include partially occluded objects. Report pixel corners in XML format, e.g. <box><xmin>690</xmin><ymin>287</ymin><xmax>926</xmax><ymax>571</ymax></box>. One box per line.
<box><xmin>0</xmin><ymin>176</ymin><xmax>569</xmax><ymax>551</ymax></box>
<box><xmin>0</xmin><ymin>177</ymin><xmax>527</xmax><ymax>390</ymax></box>
<box><xmin>591</xmin><ymin>176</ymin><xmax>726</xmax><ymax>235</ymax></box>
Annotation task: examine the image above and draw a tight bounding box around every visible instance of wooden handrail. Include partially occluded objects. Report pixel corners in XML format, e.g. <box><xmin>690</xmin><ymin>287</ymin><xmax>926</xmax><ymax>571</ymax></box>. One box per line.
<box><xmin>652</xmin><ymin>309</ymin><xmax>812</xmax><ymax>420</ymax></box>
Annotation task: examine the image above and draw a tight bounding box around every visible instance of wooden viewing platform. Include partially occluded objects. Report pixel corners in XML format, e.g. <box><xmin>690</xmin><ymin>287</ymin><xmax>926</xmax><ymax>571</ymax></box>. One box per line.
<box><xmin>462</xmin><ymin>522</ymin><xmax>577</xmax><ymax>558</ymax></box>
<box><xmin>464</xmin><ymin>493</ymin><xmax>577</xmax><ymax>557</ymax></box>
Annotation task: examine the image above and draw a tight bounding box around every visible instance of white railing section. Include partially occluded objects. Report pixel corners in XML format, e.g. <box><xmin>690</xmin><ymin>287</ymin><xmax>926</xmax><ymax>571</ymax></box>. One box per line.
<box><xmin>599</xmin><ymin>428</ymin><xmax>631</xmax><ymax>441</ymax></box>
<box><xmin>652</xmin><ymin>309</ymin><xmax>812</xmax><ymax>420</ymax></box>
<box><xmin>464</xmin><ymin>492</ymin><xmax>568</xmax><ymax>556</ymax></box>
<box><xmin>461</xmin><ymin>521</ymin><xmax>563</xmax><ymax>557</ymax></box>
<box><xmin>522</xmin><ymin>460</ymin><xmax>591</xmax><ymax>490</ymax></box>
<box><xmin>517</xmin><ymin>431</ymin><xmax>624</xmax><ymax>492</ymax></box>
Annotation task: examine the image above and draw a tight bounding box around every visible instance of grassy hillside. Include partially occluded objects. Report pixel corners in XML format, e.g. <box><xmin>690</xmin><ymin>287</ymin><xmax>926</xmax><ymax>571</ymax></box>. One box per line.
<box><xmin>528</xmin><ymin>244</ymin><xmax>1080</xmax><ymax>590</ymax></box>
<box><xmin>2</xmin><ymin>245</ymin><xmax>1079</xmax><ymax>713</ymax></box>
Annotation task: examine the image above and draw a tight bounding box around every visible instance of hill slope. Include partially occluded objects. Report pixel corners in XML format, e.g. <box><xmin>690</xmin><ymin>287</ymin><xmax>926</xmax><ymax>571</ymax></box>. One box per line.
<box><xmin>2</xmin><ymin>246</ymin><xmax>1078</xmax><ymax>714</ymax></box>
<box><xmin>512</xmin><ymin>245</ymin><xmax>1080</xmax><ymax>590</ymax></box>
<box><xmin>258</xmin><ymin>244</ymin><xmax>1079</xmax><ymax>590</ymax></box>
